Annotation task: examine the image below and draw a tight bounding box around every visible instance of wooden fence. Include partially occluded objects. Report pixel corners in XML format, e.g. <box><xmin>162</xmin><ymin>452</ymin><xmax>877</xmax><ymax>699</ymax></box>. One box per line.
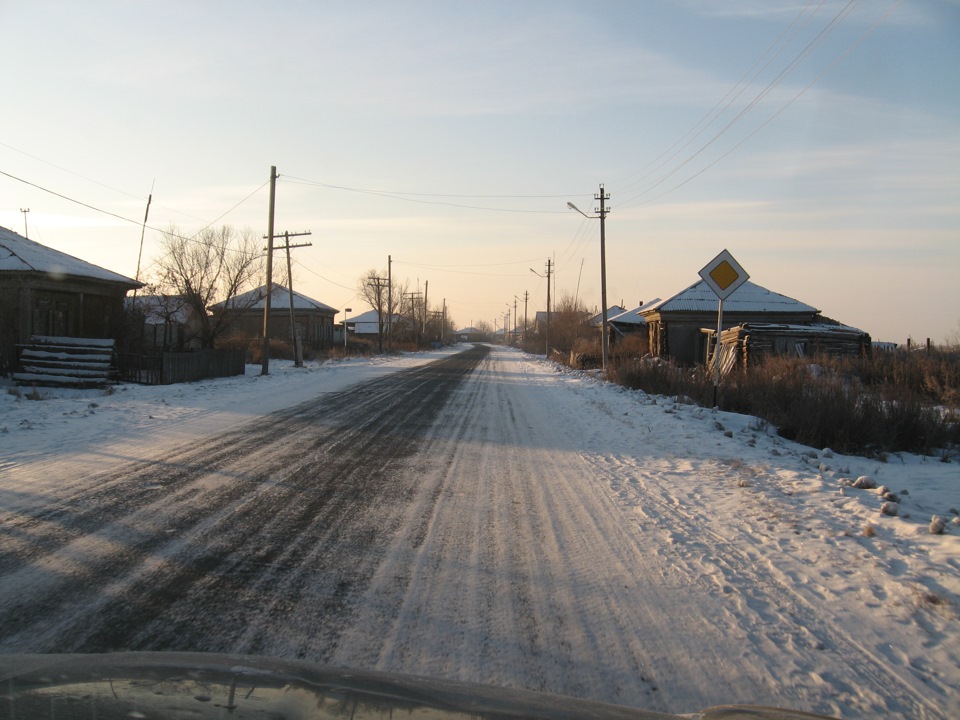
<box><xmin>116</xmin><ymin>349</ymin><xmax>245</xmax><ymax>385</ymax></box>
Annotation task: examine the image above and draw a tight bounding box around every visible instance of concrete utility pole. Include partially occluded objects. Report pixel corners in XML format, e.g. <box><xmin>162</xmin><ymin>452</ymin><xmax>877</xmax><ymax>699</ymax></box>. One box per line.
<box><xmin>567</xmin><ymin>185</ymin><xmax>610</xmax><ymax>372</ymax></box>
<box><xmin>523</xmin><ymin>291</ymin><xmax>529</xmax><ymax>343</ymax></box>
<box><xmin>531</xmin><ymin>260</ymin><xmax>551</xmax><ymax>356</ymax></box>
<box><xmin>597</xmin><ymin>184</ymin><xmax>610</xmax><ymax>371</ymax></box>
<box><xmin>261</xmin><ymin>166</ymin><xmax>277</xmax><ymax>376</ymax></box>
<box><xmin>266</xmin><ymin>230</ymin><xmax>312</xmax><ymax>367</ymax></box>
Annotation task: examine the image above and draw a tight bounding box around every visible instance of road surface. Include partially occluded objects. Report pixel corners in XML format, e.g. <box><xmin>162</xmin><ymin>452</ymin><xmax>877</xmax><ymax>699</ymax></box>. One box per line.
<box><xmin>0</xmin><ymin>345</ymin><xmax>948</xmax><ymax>718</ymax></box>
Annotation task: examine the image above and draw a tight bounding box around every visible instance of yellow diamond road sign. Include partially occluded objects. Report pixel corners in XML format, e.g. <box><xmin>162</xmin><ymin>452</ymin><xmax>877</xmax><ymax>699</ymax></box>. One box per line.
<box><xmin>699</xmin><ymin>249</ymin><xmax>749</xmax><ymax>300</ymax></box>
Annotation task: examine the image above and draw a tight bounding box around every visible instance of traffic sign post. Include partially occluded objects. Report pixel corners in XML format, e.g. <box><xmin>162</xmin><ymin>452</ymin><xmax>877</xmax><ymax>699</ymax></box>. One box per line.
<box><xmin>699</xmin><ymin>250</ymin><xmax>749</xmax><ymax>407</ymax></box>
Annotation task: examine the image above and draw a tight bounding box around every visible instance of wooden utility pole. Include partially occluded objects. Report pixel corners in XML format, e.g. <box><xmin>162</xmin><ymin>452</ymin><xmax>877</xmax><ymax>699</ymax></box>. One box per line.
<box><xmin>267</xmin><ymin>230</ymin><xmax>312</xmax><ymax>367</ymax></box>
<box><xmin>19</xmin><ymin>208</ymin><xmax>29</xmax><ymax>239</ymax></box>
<box><xmin>423</xmin><ymin>280</ymin><xmax>429</xmax><ymax>337</ymax></box>
<box><xmin>133</xmin><ymin>191</ymin><xmax>152</xmax><ymax>299</ymax></box>
<box><xmin>387</xmin><ymin>255</ymin><xmax>393</xmax><ymax>351</ymax></box>
<box><xmin>261</xmin><ymin>166</ymin><xmax>277</xmax><ymax>376</ymax></box>
<box><xmin>368</xmin><ymin>275</ymin><xmax>389</xmax><ymax>353</ymax></box>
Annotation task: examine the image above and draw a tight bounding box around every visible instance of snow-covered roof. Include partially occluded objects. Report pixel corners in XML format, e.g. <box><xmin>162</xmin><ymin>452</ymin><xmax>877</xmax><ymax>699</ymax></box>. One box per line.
<box><xmin>589</xmin><ymin>306</ymin><xmax>627</xmax><ymax>326</ymax></box>
<box><xmin>642</xmin><ymin>279</ymin><xmax>817</xmax><ymax>315</ymax></box>
<box><xmin>212</xmin><ymin>285</ymin><xmax>337</xmax><ymax>313</ymax></box>
<box><xmin>0</xmin><ymin>225</ymin><xmax>140</xmax><ymax>287</ymax></box>
<box><xmin>736</xmin><ymin>322</ymin><xmax>867</xmax><ymax>336</ymax></box>
<box><xmin>608</xmin><ymin>301</ymin><xmax>660</xmax><ymax>326</ymax></box>
<box><xmin>456</xmin><ymin>327</ymin><xmax>485</xmax><ymax>335</ymax></box>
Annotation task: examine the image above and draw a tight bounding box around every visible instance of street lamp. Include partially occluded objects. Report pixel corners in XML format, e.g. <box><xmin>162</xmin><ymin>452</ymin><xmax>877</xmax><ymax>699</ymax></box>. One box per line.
<box><xmin>343</xmin><ymin>307</ymin><xmax>352</xmax><ymax>349</ymax></box>
<box><xmin>567</xmin><ymin>185</ymin><xmax>610</xmax><ymax>372</ymax></box>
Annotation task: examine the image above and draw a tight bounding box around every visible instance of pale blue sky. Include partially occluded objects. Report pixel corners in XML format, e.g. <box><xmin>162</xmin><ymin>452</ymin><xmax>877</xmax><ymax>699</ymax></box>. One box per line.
<box><xmin>1</xmin><ymin>0</ymin><xmax>957</xmax><ymax>343</ymax></box>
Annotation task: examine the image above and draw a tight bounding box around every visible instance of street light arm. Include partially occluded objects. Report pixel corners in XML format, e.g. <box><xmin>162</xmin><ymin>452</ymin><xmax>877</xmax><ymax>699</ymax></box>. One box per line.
<box><xmin>566</xmin><ymin>201</ymin><xmax>596</xmax><ymax>219</ymax></box>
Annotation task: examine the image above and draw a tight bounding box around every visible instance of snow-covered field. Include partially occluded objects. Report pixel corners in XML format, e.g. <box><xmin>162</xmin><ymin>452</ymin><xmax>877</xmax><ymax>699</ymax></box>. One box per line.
<box><xmin>1</xmin><ymin>345</ymin><xmax>958</xmax><ymax>718</ymax></box>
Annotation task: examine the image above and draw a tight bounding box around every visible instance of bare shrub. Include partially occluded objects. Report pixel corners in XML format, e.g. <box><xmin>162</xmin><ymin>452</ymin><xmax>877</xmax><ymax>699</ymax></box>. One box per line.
<box><xmin>610</xmin><ymin>350</ymin><xmax>958</xmax><ymax>456</ymax></box>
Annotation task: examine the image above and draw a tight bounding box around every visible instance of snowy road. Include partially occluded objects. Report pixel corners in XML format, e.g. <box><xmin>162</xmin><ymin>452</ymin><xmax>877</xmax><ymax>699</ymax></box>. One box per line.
<box><xmin>0</xmin><ymin>345</ymin><xmax>956</xmax><ymax>719</ymax></box>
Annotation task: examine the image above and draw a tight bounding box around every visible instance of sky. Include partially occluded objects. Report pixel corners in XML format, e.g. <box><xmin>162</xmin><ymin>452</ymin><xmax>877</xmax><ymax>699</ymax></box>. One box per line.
<box><xmin>0</xmin><ymin>0</ymin><xmax>957</xmax><ymax>344</ymax></box>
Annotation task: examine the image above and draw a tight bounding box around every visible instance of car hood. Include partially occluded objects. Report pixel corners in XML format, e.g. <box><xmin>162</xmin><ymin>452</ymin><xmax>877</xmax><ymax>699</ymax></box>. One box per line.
<box><xmin>0</xmin><ymin>652</ymin><xmax>837</xmax><ymax>720</ymax></box>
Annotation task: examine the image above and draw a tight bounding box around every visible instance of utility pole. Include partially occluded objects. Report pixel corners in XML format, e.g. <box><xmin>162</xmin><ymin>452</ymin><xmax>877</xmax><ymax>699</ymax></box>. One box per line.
<box><xmin>387</xmin><ymin>255</ymin><xmax>393</xmax><ymax>351</ymax></box>
<box><xmin>423</xmin><ymin>280</ymin><xmax>429</xmax><ymax>338</ymax></box>
<box><xmin>261</xmin><ymin>166</ymin><xmax>277</xmax><ymax>376</ymax></box>
<box><xmin>133</xmin><ymin>191</ymin><xmax>152</xmax><ymax>299</ymax></box>
<box><xmin>523</xmin><ymin>291</ymin><xmax>529</xmax><ymax>343</ymax></box>
<box><xmin>530</xmin><ymin>261</ymin><xmax>551</xmax><ymax>356</ymax></box>
<box><xmin>597</xmin><ymin>184</ymin><xmax>610</xmax><ymax>372</ymax></box>
<box><xmin>567</xmin><ymin>185</ymin><xmax>611</xmax><ymax>372</ymax></box>
<box><xmin>368</xmin><ymin>275</ymin><xmax>389</xmax><ymax>353</ymax></box>
<box><xmin>20</xmin><ymin>208</ymin><xmax>29</xmax><ymax>239</ymax></box>
<box><xmin>266</xmin><ymin>230</ymin><xmax>312</xmax><ymax>367</ymax></box>
<box><xmin>546</xmin><ymin>258</ymin><xmax>551</xmax><ymax>357</ymax></box>
<box><xmin>405</xmin><ymin>291</ymin><xmax>424</xmax><ymax>345</ymax></box>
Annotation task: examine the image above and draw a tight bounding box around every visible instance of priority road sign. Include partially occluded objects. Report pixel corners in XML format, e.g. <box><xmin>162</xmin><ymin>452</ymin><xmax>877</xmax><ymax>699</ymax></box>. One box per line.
<box><xmin>699</xmin><ymin>249</ymin><xmax>749</xmax><ymax>300</ymax></box>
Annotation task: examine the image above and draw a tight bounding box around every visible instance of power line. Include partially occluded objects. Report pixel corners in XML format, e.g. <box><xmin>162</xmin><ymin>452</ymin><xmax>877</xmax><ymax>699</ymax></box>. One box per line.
<box><xmin>0</xmin><ymin>141</ymin><xmax>211</xmax><ymax>222</ymax></box>
<box><xmin>1</xmin><ymin>167</ymin><xmax>267</xmax><ymax>249</ymax></box>
<box><xmin>616</xmin><ymin>0</ymin><xmax>825</xmax><ymax>195</ymax></box>
<box><xmin>625</xmin><ymin>0</ymin><xmax>901</xmax><ymax>209</ymax></box>
<box><xmin>618</xmin><ymin>0</ymin><xmax>864</xmax><ymax>208</ymax></box>
<box><xmin>280</xmin><ymin>175</ymin><xmax>580</xmax><ymax>214</ymax></box>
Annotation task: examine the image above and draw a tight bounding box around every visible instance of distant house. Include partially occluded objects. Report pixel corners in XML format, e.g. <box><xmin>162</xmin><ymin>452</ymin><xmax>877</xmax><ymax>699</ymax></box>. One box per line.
<box><xmin>0</xmin><ymin>226</ymin><xmax>141</xmax><ymax>375</ymax></box>
<box><xmin>210</xmin><ymin>285</ymin><xmax>338</xmax><ymax>352</ymax></box>
<box><xmin>639</xmin><ymin>279</ymin><xmax>866</xmax><ymax>365</ymax></box>
<box><xmin>608</xmin><ymin>301</ymin><xmax>657</xmax><ymax>342</ymax></box>
<box><xmin>455</xmin><ymin>327</ymin><xmax>488</xmax><ymax>343</ymax></box>
<box><xmin>589</xmin><ymin>305</ymin><xmax>627</xmax><ymax>329</ymax></box>
<box><xmin>347</xmin><ymin>309</ymin><xmax>404</xmax><ymax>342</ymax></box>
<box><xmin>126</xmin><ymin>294</ymin><xmax>199</xmax><ymax>351</ymax></box>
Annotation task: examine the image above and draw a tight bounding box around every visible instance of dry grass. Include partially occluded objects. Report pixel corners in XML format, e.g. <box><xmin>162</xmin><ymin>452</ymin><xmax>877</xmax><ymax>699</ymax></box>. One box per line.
<box><xmin>610</xmin><ymin>351</ymin><xmax>960</xmax><ymax>457</ymax></box>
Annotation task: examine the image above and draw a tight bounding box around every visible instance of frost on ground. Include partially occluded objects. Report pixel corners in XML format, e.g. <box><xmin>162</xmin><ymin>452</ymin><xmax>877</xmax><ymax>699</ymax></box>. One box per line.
<box><xmin>0</xmin><ymin>345</ymin><xmax>957</xmax><ymax>719</ymax></box>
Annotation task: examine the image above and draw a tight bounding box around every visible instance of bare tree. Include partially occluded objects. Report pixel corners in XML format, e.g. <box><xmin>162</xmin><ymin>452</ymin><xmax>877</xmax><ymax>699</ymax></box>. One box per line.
<box><xmin>551</xmin><ymin>292</ymin><xmax>592</xmax><ymax>355</ymax></box>
<box><xmin>151</xmin><ymin>224</ymin><xmax>264</xmax><ymax>348</ymax></box>
<box><xmin>357</xmin><ymin>269</ymin><xmax>389</xmax><ymax>352</ymax></box>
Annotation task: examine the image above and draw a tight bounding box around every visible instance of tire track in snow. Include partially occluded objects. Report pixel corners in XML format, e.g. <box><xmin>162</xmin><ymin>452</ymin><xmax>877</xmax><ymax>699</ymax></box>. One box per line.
<box><xmin>0</xmin><ymin>347</ymin><xmax>490</xmax><ymax>656</ymax></box>
<box><xmin>585</xmin><ymin>451</ymin><xmax>946</xmax><ymax>719</ymax></box>
<box><xmin>329</xmin><ymin>348</ymin><xmax>667</xmax><ymax>710</ymax></box>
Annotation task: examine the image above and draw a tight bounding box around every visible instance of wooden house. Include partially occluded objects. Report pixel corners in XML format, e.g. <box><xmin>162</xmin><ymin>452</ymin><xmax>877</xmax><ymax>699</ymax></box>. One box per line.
<box><xmin>640</xmin><ymin>279</ymin><xmax>827</xmax><ymax>365</ymax></box>
<box><xmin>0</xmin><ymin>226</ymin><xmax>141</xmax><ymax>376</ymax></box>
<box><xmin>211</xmin><ymin>285</ymin><xmax>338</xmax><ymax>352</ymax></box>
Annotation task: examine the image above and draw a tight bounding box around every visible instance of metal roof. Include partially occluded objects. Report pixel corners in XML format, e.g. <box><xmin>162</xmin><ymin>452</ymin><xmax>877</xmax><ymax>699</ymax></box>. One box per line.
<box><xmin>0</xmin><ymin>225</ymin><xmax>140</xmax><ymax>287</ymax></box>
<box><xmin>212</xmin><ymin>285</ymin><xmax>337</xmax><ymax>313</ymax></box>
<box><xmin>642</xmin><ymin>279</ymin><xmax>817</xmax><ymax>315</ymax></box>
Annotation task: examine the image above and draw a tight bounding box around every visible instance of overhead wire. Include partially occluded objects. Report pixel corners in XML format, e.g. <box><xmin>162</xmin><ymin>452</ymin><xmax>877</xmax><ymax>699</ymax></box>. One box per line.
<box><xmin>616</xmin><ymin>0</ymin><xmax>825</xmax><ymax>196</ymax></box>
<box><xmin>625</xmin><ymin>0</ymin><xmax>901</xmax><ymax>208</ymax></box>
<box><xmin>618</xmin><ymin>0</ymin><xmax>862</xmax><ymax>208</ymax></box>
<box><xmin>280</xmin><ymin>175</ymin><xmax>584</xmax><ymax>214</ymax></box>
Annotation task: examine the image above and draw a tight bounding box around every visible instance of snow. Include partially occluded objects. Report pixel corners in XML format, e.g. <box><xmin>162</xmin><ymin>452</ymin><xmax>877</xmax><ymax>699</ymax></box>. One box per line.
<box><xmin>1</xmin><ymin>345</ymin><xmax>958</xmax><ymax>718</ymax></box>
